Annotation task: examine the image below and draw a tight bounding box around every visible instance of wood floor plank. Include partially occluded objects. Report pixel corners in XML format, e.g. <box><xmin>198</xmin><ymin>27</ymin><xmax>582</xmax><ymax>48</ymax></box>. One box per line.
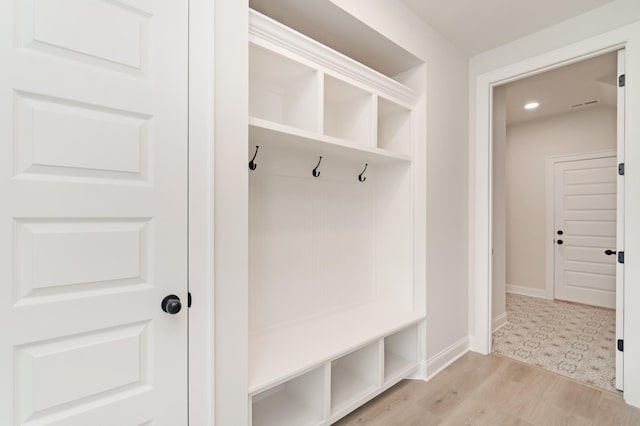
<box><xmin>593</xmin><ymin>391</ymin><xmax>640</xmax><ymax>425</ymax></box>
<box><xmin>525</xmin><ymin>400</ymin><xmax>593</xmax><ymax>426</ymax></box>
<box><xmin>335</xmin><ymin>380</ymin><xmax>441</xmax><ymax>426</ymax></box>
<box><xmin>467</xmin><ymin>361</ymin><xmax>553</xmax><ymax>419</ymax></box>
<box><xmin>546</xmin><ymin>377</ymin><xmax>602</xmax><ymax>419</ymax></box>
<box><xmin>417</xmin><ymin>352</ymin><xmax>503</xmax><ymax>416</ymax></box>
<box><xmin>332</xmin><ymin>353</ymin><xmax>640</xmax><ymax>425</ymax></box>
<box><xmin>439</xmin><ymin>399</ymin><xmax>534</xmax><ymax>426</ymax></box>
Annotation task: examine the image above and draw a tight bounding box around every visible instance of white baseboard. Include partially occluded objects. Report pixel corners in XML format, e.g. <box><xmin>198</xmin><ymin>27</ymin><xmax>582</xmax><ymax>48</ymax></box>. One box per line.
<box><xmin>424</xmin><ymin>337</ymin><xmax>469</xmax><ymax>381</ymax></box>
<box><xmin>506</xmin><ymin>284</ymin><xmax>551</xmax><ymax>300</ymax></box>
<box><xmin>492</xmin><ymin>312</ymin><xmax>508</xmax><ymax>332</ymax></box>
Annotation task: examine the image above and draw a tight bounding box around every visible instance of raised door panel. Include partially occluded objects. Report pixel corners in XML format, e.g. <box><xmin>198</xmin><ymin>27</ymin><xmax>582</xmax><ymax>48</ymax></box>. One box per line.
<box><xmin>16</xmin><ymin>0</ymin><xmax>149</xmax><ymax>73</ymax></box>
<box><xmin>15</xmin><ymin>323</ymin><xmax>149</xmax><ymax>423</ymax></box>
<box><xmin>14</xmin><ymin>93</ymin><xmax>149</xmax><ymax>182</ymax></box>
<box><xmin>14</xmin><ymin>219</ymin><xmax>150</xmax><ymax>304</ymax></box>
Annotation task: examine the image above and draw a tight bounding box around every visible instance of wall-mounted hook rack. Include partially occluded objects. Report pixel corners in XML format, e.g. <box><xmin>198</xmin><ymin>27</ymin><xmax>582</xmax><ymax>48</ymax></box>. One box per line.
<box><xmin>358</xmin><ymin>163</ymin><xmax>368</xmax><ymax>182</ymax></box>
<box><xmin>249</xmin><ymin>145</ymin><xmax>259</xmax><ymax>170</ymax></box>
<box><xmin>312</xmin><ymin>156</ymin><xmax>323</xmax><ymax>177</ymax></box>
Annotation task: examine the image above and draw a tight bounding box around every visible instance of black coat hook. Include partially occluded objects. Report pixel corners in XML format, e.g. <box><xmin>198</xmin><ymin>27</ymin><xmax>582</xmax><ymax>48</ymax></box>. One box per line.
<box><xmin>312</xmin><ymin>156</ymin><xmax>323</xmax><ymax>177</ymax></box>
<box><xmin>358</xmin><ymin>163</ymin><xmax>368</xmax><ymax>182</ymax></box>
<box><xmin>249</xmin><ymin>145</ymin><xmax>259</xmax><ymax>170</ymax></box>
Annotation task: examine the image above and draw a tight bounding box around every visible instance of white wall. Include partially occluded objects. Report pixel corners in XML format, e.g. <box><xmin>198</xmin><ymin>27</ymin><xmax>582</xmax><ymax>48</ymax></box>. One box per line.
<box><xmin>330</xmin><ymin>0</ymin><xmax>470</xmax><ymax>368</ymax></box>
<box><xmin>506</xmin><ymin>106</ymin><xmax>616</xmax><ymax>294</ymax></box>
<box><xmin>492</xmin><ymin>87</ymin><xmax>507</xmax><ymax>327</ymax></box>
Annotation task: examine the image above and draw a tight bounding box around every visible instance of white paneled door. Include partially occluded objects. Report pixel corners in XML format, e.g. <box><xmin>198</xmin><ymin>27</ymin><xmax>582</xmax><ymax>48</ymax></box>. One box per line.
<box><xmin>554</xmin><ymin>155</ymin><xmax>617</xmax><ymax>309</ymax></box>
<box><xmin>0</xmin><ymin>0</ymin><xmax>189</xmax><ymax>424</ymax></box>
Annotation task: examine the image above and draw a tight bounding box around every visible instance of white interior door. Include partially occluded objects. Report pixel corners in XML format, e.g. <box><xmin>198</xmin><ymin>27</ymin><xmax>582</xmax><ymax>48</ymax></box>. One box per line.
<box><xmin>554</xmin><ymin>154</ymin><xmax>617</xmax><ymax>309</ymax></box>
<box><xmin>0</xmin><ymin>0</ymin><xmax>189</xmax><ymax>424</ymax></box>
<box><xmin>615</xmin><ymin>48</ymin><xmax>625</xmax><ymax>391</ymax></box>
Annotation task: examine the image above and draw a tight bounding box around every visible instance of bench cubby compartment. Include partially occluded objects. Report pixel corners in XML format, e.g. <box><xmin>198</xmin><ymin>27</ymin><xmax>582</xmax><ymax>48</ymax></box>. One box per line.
<box><xmin>330</xmin><ymin>342</ymin><xmax>380</xmax><ymax>417</ymax></box>
<box><xmin>384</xmin><ymin>324</ymin><xmax>419</xmax><ymax>383</ymax></box>
<box><xmin>252</xmin><ymin>366</ymin><xmax>325</xmax><ymax>426</ymax></box>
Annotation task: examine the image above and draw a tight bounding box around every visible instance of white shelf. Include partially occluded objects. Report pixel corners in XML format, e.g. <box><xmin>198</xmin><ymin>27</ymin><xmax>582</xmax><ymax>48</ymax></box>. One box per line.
<box><xmin>249</xmin><ymin>117</ymin><xmax>411</xmax><ymax>165</ymax></box>
<box><xmin>249</xmin><ymin>303</ymin><xmax>423</xmax><ymax>394</ymax></box>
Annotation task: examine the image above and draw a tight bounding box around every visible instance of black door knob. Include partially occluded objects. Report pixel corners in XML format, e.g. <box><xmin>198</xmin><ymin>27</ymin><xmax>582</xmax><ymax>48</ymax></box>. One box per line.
<box><xmin>557</xmin><ymin>240</ymin><xmax>564</xmax><ymax>245</ymax></box>
<box><xmin>557</xmin><ymin>230</ymin><xmax>564</xmax><ymax>235</ymax></box>
<box><xmin>605</xmin><ymin>249</ymin><xmax>617</xmax><ymax>256</ymax></box>
<box><xmin>161</xmin><ymin>295</ymin><xmax>182</xmax><ymax>314</ymax></box>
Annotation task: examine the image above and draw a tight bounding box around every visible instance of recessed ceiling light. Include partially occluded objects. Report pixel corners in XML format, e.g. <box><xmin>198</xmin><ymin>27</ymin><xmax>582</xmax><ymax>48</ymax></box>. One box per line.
<box><xmin>524</xmin><ymin>102</ymin><xmax>539</xmax><ymax>110</ymax></box>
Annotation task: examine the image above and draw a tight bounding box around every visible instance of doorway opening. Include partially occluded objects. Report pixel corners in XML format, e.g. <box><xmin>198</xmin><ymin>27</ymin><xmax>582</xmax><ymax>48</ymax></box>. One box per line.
<box><xmin>490</xmin><ymin>51</ymin><xmax>623</xmax><ymax>392</ymax></box>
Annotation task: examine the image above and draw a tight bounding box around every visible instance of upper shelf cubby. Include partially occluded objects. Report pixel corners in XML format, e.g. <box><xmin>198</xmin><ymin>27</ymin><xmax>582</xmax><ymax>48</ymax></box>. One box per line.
<box><xmin>249</xmin><ymin>44</ymin><xmax>320</xmax><ymax>132</ymax></box>
<box><xmin>377</xmin><ymin>97</ymin><xmax>412</xmax><ymax>157</ymax></box>
<box><xmin>324</xmin><ymin>75</ymin><xmax>373</xmax><ymax>147</ymax></box>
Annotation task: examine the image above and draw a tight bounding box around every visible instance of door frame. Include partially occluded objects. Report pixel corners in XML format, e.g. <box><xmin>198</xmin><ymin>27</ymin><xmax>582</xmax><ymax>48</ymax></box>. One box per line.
<box><xmin>188</xmin><ymin>0</ymin><xmax>216</xmax><ymax>423</ymax></box>
<box><xmin>544</xmin><ymin>150</ymin><xmax>617</xmax><ymax>301</ymax></box>
<box><xmin>470</xmin><ymin>21</ymin><xmax>640</xmax><ymax>407</ymax></box>
<box><xmin>188</xmin><ymin>0</ymin><xmax>250</xmax><ymax>425</ymax></box>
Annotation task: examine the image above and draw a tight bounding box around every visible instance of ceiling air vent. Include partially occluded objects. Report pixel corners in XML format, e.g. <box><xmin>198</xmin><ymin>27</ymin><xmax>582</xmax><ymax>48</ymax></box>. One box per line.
<box><xmin>571</xmin><ymin>99</ymin><xmax>599</xmax><ymax>109</ymax></box>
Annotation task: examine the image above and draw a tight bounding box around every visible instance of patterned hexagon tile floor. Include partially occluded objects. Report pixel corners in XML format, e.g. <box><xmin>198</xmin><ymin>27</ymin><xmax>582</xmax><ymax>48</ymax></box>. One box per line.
<box><xmin>492</xmin><ymin>293</ymin><xmax>618</xmax><ymax>392</ymax></box>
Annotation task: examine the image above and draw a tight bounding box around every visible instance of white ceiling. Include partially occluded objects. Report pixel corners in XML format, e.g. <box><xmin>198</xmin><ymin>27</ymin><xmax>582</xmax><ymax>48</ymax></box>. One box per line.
<box><xmin>398</xmin><ymin>0</ymin><xmax>614</xmax><ymax>55</ymax></box>
<box><xmin>502</xmin><ymin>52</ymin><xmax>618</xmax><ymax>124</ymax></box>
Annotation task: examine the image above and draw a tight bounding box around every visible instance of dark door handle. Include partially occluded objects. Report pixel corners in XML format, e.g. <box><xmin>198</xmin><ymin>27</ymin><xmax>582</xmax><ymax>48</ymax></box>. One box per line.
<box><xmin>605</xmin><ymin>249</ymin><xmax>617</xmax><ymax>256</ymax></box>
<box><xmin>161</xmin><ymin>295</ymin><xmax>182</xmax><ymax>314</ymax></box>
<box><xmin>557</xmin><ymin>230</ymin><xmax>563</xmax><ymax>235</ymax></box>
<box><xmin>557</xmin><ymin>240</ymin><xmax>564</xmax><ymax>245</ymax></box>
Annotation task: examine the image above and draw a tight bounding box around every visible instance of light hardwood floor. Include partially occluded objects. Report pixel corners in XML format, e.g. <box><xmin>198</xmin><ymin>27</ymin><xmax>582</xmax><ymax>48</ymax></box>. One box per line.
<box><xmin>334</xmin><ymin>352</ymin><xmax>640</xmax><ymax>425</ymax></box>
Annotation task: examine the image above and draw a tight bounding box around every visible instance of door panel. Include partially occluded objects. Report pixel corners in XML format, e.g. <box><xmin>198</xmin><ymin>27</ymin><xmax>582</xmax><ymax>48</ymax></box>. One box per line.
<box><xmin>565</xmin><ymin>221</ymin><xmax>616</xmax><ymax>237</ymax></box>
<box><xmin>554</xmin><ymin>155</ymin><xmax>617</xmax><ymax>309</ymax></box>
<box><xmin>564</xmin><ymin>260</ymin><xmax>615</xmax><ymax>276</ymax></box>
<box><xmin>0</xmin><ymin>0</ymin><xmax>189</xmax><ymax>424</ymax></box>
<box><xmin>565</xmin><ymin>245</ymin><xmax>616</xmax><ymax>264</ymax></box>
